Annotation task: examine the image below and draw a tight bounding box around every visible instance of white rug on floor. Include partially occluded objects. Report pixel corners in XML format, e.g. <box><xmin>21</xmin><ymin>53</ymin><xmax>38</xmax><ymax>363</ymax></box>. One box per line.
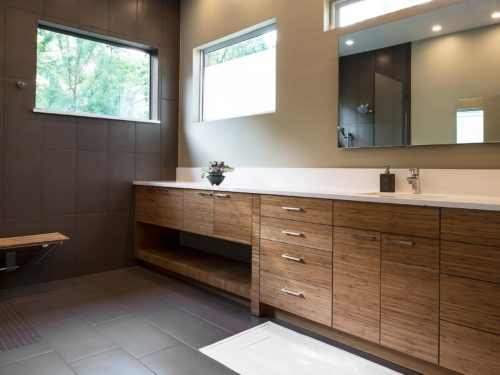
<box><xmin>200</xmin><ymin>322</ymin><xmax>403</xmax><ymax>375</ymax></box>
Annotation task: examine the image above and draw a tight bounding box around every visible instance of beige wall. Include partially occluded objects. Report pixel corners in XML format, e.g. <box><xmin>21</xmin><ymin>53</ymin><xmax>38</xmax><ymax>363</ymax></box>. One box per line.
<box><xmin>412</xmin><ymin>24</ymin><xmax>500</xmax><ymax>145</ymax></box>
<box><xmin>179</xmin><ymin>0</ymin><xmax>500</xmax><ymax>168</ymax></box>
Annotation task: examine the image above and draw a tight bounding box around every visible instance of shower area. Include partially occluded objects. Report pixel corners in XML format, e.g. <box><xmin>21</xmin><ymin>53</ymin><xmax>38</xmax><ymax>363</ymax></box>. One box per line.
<box><xmin>338</xmin><ymin>43</ymin><xmax>411</xmax><ymax>148</ymax></box>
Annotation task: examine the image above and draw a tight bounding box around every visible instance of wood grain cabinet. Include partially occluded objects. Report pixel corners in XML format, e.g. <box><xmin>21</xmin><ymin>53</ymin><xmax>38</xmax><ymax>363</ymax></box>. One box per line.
<box><xmin>157</xmin><ymin>188</ymin><xmax>184</xmax><ymax>230</ymax></box>
<box><xmin>183</xmin><ymin>190</ymin><xmax>214</xmax><ymax>237</ymax></box>
<box><xmin>332</xmin><ymin>227</ymin><xmax>381</xmax><ymax>344</ymax></box>
<box><xmin>214</xmin><ymin>192</ymin><xmax>253</xmax><ymax>245</ymax></box>
<box><xmin>135</xmin><ymin>186</ymin><xmax>158</xmax><ymax>224</ymax></box>
<box><xmin>261</xmin><ymin>195</ymin><xmax>333</xmax><ymax>225</ymax></box>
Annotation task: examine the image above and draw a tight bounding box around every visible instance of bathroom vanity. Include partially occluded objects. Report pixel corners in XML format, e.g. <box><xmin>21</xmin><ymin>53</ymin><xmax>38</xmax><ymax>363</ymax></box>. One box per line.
<box><xmin>133</xmin><ymin>181</ymin><xmax>500</xmax><ymax>375</ymax></box>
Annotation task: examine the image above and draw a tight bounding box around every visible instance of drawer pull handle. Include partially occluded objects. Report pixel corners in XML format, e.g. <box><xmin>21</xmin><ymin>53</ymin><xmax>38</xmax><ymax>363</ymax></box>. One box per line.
<box><xmin>281</xmin><ymin>254</ymin><xmax>304</xmax><ymax>262</ymax></box>
<box><xmin>281</xmin><ymin>288</ymin><xmax>304</xmax><ymax>297</ymax></box>
<box><xmin>157</xmin><ymin>189</ymin><xmax>168</xmax><ymax>194</ymax></box>
<box><xmin>351</xmin><ymin>233</ymin><xmax>377</xmax><ymax>241</ymax></box>
<box><xmin>385</xmin><ymin>239</ymin><xmax>415</xmax><ymax>246</ymax></box>
<box><xmin>281</xmin><ymin>230</ymin><xmax>304</xmax><ymax>237</ymax></box>
<box><xmin>198</xmin><ymin>192</ymin><xmax>213</xmax><ymax>197</ymax></box>
<box><xmin>215</xmin><ymin>193</ymin><xmax>230</xmax><ymax>198</ymax></box>
<box><xmin>282</xmin><ymin>207</ymin><xmax>304</xmax><ymax>212</ymax></box>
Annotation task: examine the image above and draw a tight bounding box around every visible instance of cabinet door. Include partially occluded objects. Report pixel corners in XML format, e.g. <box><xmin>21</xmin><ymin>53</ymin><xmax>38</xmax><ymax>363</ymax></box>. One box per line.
<box><xmin>184</xmin><ymin>190</ymin><xmax>214</xmax><ymax>236</ymax></box>
<box><xmin>135</xmin><ymin>186</ymin><xmax>158</xmax><ymax>224</ymax></box>
<box><xmin>157</xmin><ymin>188</ymin><xmax>184</xmax><ymax>230</ymax></box>
<box><xmin>381</xmin><ymin>234</ymin><xmax>439</xmax><ymax>364</ymax></box>
<box><xmin>214</xmin><ymin>192</ymin><xmax>252</xmax><ymax>245</ymax></box>
<box><xmin>333</xmin><ymin>227</ymin><xmax>380</xmax><ymax>343</ymax></box>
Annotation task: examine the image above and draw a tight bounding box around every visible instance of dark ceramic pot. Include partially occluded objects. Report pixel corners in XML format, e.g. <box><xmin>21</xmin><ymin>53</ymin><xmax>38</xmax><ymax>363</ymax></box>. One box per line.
<box><xmin>207</xmin><ymin>174</ymin><xmax>225</xmax><ymax>186</ymax></box>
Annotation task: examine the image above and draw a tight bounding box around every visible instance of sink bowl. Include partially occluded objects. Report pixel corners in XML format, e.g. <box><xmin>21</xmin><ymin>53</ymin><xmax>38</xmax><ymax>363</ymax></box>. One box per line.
<box><xmin>357</xmin><ymin>192</ymin><xmax>446</xmax><ymax>200</ymax></box>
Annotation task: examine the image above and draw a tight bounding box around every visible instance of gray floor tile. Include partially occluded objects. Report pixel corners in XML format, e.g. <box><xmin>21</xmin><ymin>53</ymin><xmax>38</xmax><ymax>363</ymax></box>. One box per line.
<box><xmin>69</xmin><ymin>348</ymin><xmax>154</xmax><ymax>375</ymax></box>
<box><xmin>140</xmin><ymin>344</ymin><xmax>237</xmax><ymax>375</ymax></box>
<box><xmin>0</xmin><ymin>351</ymin><xmax>75</xmax><ymax>375</ymax></box>
<box><xmin>0</xmin><ymin>341</ymin><xmax>53</xmax><ymax>366</ymax></box>
<box><xmin>70</xmin><ymin>295</ymin><xmax>129</xmax><ymax>324</ymax></box>
<box><xmin>96</xmin><ymin>316</ymin><xmax>179</xmax><ymax>358</ymax></box>
<box><xmin>50</xmin><ymin>284</ymin><xmax>100</xmax><ymax>305</ymax></box>
<box><xmin>37</xmin><ymin>318</ymin><xmax>117</xmax><ymax>362</ymax></box>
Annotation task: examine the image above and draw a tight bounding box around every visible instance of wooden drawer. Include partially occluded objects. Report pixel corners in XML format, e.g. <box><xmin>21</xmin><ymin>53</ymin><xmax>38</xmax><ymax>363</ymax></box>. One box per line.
<box><xmin>260</xmin><ymin>217</ymin><xmax>332</xmax><ymax>252</ymax></box>
<box><xmin>214</xmin><ymin>192</ymin><xmax>252</xmax><ymax>245</ymax></box>
<box><xmin>135</xmin><ymin>186</ymin><xmax>158</xmax><ymax>224</ymax></box>
<box><xmin>381</xmin><ymin>234</ymin><xmax>439</xmax><ymax>364</ymax></box>
<box><xmin>334</xmin><ymin>201</ymin><xmax>439</xmax><ymax>239</ymax></box>
<box><xmin>441</xmin><ymin>274</ymin><xmax>500</xmax><ymax>335</ymax></box>
<box><xmin>184</xmin><ymin>190</ymin><xmax>214</xmax><ymax>237</ymax></box>
<box><xmin>442</xmin><ymin>208</ymin><xmax>500</xmax><ymax>247</ymax></box>
<box><xmin>261</xmin><ymin>195</ymin><xmax>332</xmax><ymax>225</ymax></box>
<box><xmin>440</xmin><ymin>321</ymin><xmax>500</xmax><ymax>375</ymax></box>
<box><xmin>260</xmin><ymin>239</ymin><xmax>332</xmax><ymax>289</ymax></box>
<box><xmin>260</xmin><ymin>271</ymin><xmax>332</xmax><ymax>326</ymax></box>
<box><xmin>333</xmin><ymin>227</ymin><xmax>380</xmax><ymax>344</ymax></box>
<box><xmin>441</xmin><ymin>240</ymin><xmax>500</xmax><ymax>283</ymax></box>
<box><xmin>157</xmin><ymin>188</ymin><xmax>184</xmax><ymax>230</ymax></box>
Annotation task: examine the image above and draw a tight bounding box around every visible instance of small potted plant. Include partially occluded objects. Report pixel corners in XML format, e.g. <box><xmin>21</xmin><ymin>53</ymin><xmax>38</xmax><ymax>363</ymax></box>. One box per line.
<box><xmin>201</xmin><ymin>161</ymin><xmax>234</xmax><ymax>186</ymax></box>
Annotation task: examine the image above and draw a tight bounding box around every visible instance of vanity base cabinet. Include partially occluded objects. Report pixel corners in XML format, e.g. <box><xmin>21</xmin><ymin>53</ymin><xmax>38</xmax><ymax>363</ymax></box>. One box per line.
<box><xmin>332</xmin><ymin>227</ymin><xmax>381</xmax><ymax>344</ymax></box>
<box><xmin>214</xmin><ymin>192</ymin><xmax>253</xmax><ymax>245</ymax></box>
<box><xmin>183</xmin><ymin>190</ymin><xmax>214</xmax><ymax>236</ymax></box>
<box><xmin>135</xmin><ymin>186</ymin><xmax>158</xmax><ymax>225</ymax></box>
<box><xmin>157</xmin><ymin>188</ymin><xmax>184</xmax><ymax>230</ymax></box>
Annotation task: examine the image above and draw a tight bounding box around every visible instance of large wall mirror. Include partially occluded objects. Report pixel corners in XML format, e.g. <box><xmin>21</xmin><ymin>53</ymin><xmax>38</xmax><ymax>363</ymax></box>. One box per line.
<box><xmin>337</xmin><ymin>0</ymin><xmax>500</xmax><ymax>148</ymax></box>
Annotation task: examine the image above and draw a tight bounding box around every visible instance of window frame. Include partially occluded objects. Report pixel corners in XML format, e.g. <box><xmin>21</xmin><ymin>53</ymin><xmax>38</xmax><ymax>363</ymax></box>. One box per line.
<box><xmin>35</xmin><ymin>21</ymin><xmax>159</xmax><ymax>123</ymax></box>
<box><xmin>199</xmin><ymin>23</ymin><xmax>277</xmax><ymax>122</ymax></box>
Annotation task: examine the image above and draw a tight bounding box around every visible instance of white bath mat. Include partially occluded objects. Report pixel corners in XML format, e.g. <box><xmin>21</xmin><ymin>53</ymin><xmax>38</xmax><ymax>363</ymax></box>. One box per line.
<box><xmin>201</xmin><ymin>322</ymin><xmax>403</xmax><ymax>375</ymax></box>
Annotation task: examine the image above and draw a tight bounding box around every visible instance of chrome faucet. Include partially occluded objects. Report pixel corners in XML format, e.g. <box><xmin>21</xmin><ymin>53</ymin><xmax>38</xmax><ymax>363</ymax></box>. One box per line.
<box><xmin>407</xmin><ymin>168</ymin><xmax>421</xmax><ymax>194</ymax></box>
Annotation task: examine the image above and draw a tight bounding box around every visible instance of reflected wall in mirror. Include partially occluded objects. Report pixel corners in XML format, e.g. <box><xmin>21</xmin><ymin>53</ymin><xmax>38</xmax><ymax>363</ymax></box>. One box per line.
<box><xmin>338</xmin><ymin>0</ymin><xmax>500</xmax><ymax>148</ymax></box>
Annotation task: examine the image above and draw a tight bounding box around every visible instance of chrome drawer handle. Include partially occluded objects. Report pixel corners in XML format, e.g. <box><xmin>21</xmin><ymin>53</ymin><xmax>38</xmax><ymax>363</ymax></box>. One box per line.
<box><xmin>215</xmin><ymin>193</ymin><xmax>230</xmax><ymax>198</ymax></box>
<box><xmin>385</xmin><ymin>239</ymin><xmax>415</xmax><ymax>246</ymax></box>
<box><xmin>281</xmin><ymin>230</ymin><xmax>304</xmax><ymax>237</ymax></box>
<box><xmin>282</xmin><ymin>207</ymin><xmax>304</xmax><ymax>212</ymax></box>
<box><xmin>281</xmin><ymin>254</ymin><xmax>304</xmax><ymax>262</ymax></box>
<box><xmin>198</xmin><ymin>192</ymin><xmax>213</xmax><ymax>197</ymax></box>
<box><xmin>281</xmin><ymin>287</ymin><xmax>304</xmax><ymax>297</ymax></box>
<box><xmin>351</xmin><ymin>233</ymin><xmax>377</xmax><ymax>241</ymax></box>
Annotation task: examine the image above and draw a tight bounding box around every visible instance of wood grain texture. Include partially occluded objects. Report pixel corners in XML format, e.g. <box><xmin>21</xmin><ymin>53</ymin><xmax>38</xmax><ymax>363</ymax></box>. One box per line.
<box><xmin>261</xmin><ymin>195</ymin><xmax>333</xmax><ymax>225</ymax></box>
<box><xmin>260</xmin><ymin>216</ymin><xmax>333</xmax><ymax>252</ymax></box>
<box><xmin>260</xmin><ymin>271</ymin><xmax>332</xmax><ymax>326</ymax></box>
<box><xmin>135</xmin><ymin>186</ymin><xmax>158</xmax><ymax>224</ymax></box>
<box><xmin>157</xmin><ymin>188</ymin><xmax>184</xmax><ymax>230</ymax></box>
<box><xmin>0</xmin><ymin>233</ymin><xmax>69</xmax><ymax>250</ymax></box>
<box><xmin>333</xmin><ymin>227</ymin><xmax>380</xmax><ymax>344</ymax></box>
<box><xmin>251</xmin><ymin>194</ymin><xmax>261</xmax><ymax>316</ymax></box>
<box><xmin>440</xmin><ymin>320</ymin><xmax>500</xmax><ymax>375</ymax></box>
<box><xmin>214</xmin><ymin>192</ymin><xmax>253</xmax><ymax>245</ymax></box>
<box><xmin>441</xmin><ymin>274</ymin><xmax>500</xmax><ymax>335</ymax></box>
<box><xmin>381</xmin><ymin>234</ymin><xmax>439</xmax><ymax>364</ymax></box>
<box><xmin>183</xmin><ymin>190</ymin><xmax>214</xmax><ymax>237</ymax></box>
<box><xmin>334</xmin><ymin>200</ymin><xmax>439</xmax><ymax>239</ymax></box>
<box><xmin>137</xmin><ymin>246</ymin><xmax>251</xmax><ymax>299</ymax></box>
<box><xmin>441</xmin><ymin>240</ymin><xmax>500</xmax><ymax>283</ymax></box>
<box><xmin>260</xmin><ymin>240</ymin><xmax>332</xmax><ymax>289</ymax></box>
<box><xmin>442</xmin><ymin>208</ymin><xmax>500</xmax><ymax>247</ymax></box>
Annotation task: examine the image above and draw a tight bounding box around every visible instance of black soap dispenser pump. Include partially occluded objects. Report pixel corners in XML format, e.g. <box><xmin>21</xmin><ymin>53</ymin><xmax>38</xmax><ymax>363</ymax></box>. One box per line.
<box><xmin>380</xmin><ymin>165</ymin><xmax>395</xmax><ymax>193</ymax></box>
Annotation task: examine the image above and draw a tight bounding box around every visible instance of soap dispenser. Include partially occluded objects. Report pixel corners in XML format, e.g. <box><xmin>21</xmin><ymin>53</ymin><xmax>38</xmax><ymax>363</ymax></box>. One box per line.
<box><xmin>380</xmin><ymin>165</ymin><xmax>395</xmax><ymax>192</ymax></box>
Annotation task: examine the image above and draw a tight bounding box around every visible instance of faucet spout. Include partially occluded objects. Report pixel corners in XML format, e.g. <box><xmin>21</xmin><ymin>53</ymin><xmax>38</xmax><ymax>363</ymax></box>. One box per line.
<box><xmin>407</xmin><ymin>168</ymin><xmax>421</xmax><ymax>194</ymax></box>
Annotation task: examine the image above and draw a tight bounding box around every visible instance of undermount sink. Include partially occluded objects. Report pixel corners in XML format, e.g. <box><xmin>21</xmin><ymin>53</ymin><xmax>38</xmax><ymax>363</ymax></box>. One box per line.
<box><xmin>357</xmin><ymin>192</ymin><xmax>447</xmax><ymax>200</ymax></box>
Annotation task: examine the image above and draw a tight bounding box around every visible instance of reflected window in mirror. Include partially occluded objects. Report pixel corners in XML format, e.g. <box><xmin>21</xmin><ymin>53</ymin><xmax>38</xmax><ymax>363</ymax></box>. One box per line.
<box><xmin>457</xmin><ymin>109</ymin><xmax>484</xmax><ymax>144</ymax></box>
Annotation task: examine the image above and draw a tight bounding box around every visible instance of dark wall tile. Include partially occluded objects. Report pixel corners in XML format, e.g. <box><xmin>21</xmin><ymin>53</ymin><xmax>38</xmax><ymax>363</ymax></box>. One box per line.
<box><xmin>136</xmin><ymin>122</ymin><xmax>160</xmax><ymax>153</ymax></box>
<box><xmin>138</xmin><ymin>0</ymin><xmax>162</xmax><ymax>45</ymax></box>
<box><xmin>106</xmin><ymin>211</ymin><xmax>135</xmax><ymax>269</ymax></box>
<box><xmin>77</xmin><ymin>0</ymin><xmax>110</xmax><ymax>30</ymax></box>
<box><xmin>160</xmin><ymin>99</ymin><xmax>178</xmax><ymax>156</ymax></box>
<box><xmin>6</xmin><ymin>0</ymin><xmax>43</xmax><ymax>13</ymax></box>
<box><xmin>135</xmin><ymin>153</ymin><xmax>160</xmax><ymax>181</ymax></box>
<box><xmin>3</xmin><ymin>78</ymin><xmax>42</xmax><ymax>149</ymax></box>
<box><xmin>42</xmin><ymin>150</ymin><xmax>77</xmax><ymax>216</ymax></box>
<box><xmin>42</xmin><ymin>115</ymin><xmax>77</xmax><ymax>150</ymax></box>
<box><xmin>77</xmin><ymin>150</ymin><xmax>107</xmax><ymax>214</ymax></box>
<box><xmin>109</xmin><ymin>121</ymin><xmax>135</xmax><ymax>152</ymax></box>
<box><xmin>76</xmin><ymin>213</ymin><xmax>107</xmax><ymax>275</ymax></box>
<box><xmin>160</xmin><ymin>46</ymin><xmax>179</xmax><ymax>100</ymax></box>
<box><xmin>3</xmin><ymin>149</ymin><xmax>42</xmax><ymax>219</ymax></box>
<box><xmin>44</xmin><ymin>0</ymin><xmax>78</xmax><ymax>23</ymax></box>
<box><xmin>107</xmin><ymin>152</ymin><xmax>135</xmax><ymax>212</ymax></box>
<box><xmin>110</xmin><ymin>0</ymin><xmax>138</xmax><ymax>37</ymax></box>
<box><xmin>161</xmin><ymin>153</ymin><xmax>177</xmax><ymax>181</ymax></box>
<box><xmin>0</xmin><ymin>6</ymin><xmax>5</xmax><ymax>75</ymax></box>
<box><xmin>162</xmin><ymin>0</ymin><xmax>180</xmax><ymax>48</ymax></box>
<box><xmin>77</xmin><ymin>118</ymin><xmax>108</xmax><ymax>150</ymax></box>
<box><xmin>4</xmin><ymin>7</ymin><xmax>38</xmax><ymax>80</ymax></box>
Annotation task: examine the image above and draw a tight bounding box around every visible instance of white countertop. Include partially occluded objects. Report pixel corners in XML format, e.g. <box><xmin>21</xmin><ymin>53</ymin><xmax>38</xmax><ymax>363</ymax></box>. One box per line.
<box><xmin>133</xmin><ymin>181</ymin><xmax>500</xmax><ymax>211</ymax></box>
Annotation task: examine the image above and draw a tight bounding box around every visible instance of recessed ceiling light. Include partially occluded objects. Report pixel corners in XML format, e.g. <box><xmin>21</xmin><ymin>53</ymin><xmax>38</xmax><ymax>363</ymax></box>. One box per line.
<box><xmin>492</xmin><ymin>12</ymin><xmax>500</xmax><ymax>19</ymax></box>
<box><xmin>432</xmin><ymin>25</ymin><xmax>442</xmax><ymax>32</ymax></box>
<box><xmin>345</xmin><ymin>39</ymin><xmax>354</xmax><ymax>46</ymax></box>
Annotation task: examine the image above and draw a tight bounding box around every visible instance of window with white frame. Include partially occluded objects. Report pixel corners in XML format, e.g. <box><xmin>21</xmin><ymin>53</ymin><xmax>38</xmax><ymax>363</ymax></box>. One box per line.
<box><xmin>331</xmin><ymin>0</ymin><xmax>432</xmax><ymax>28</ymax></box>
<box><xmin>456</xmin><ymin>109</ymin><xmax>484</xmax><ymax>144</ymax></box>
<box><xmin>201</xmin><ymin>24</ymin><xmax>277</xmax><ymax>122</ymax></box>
